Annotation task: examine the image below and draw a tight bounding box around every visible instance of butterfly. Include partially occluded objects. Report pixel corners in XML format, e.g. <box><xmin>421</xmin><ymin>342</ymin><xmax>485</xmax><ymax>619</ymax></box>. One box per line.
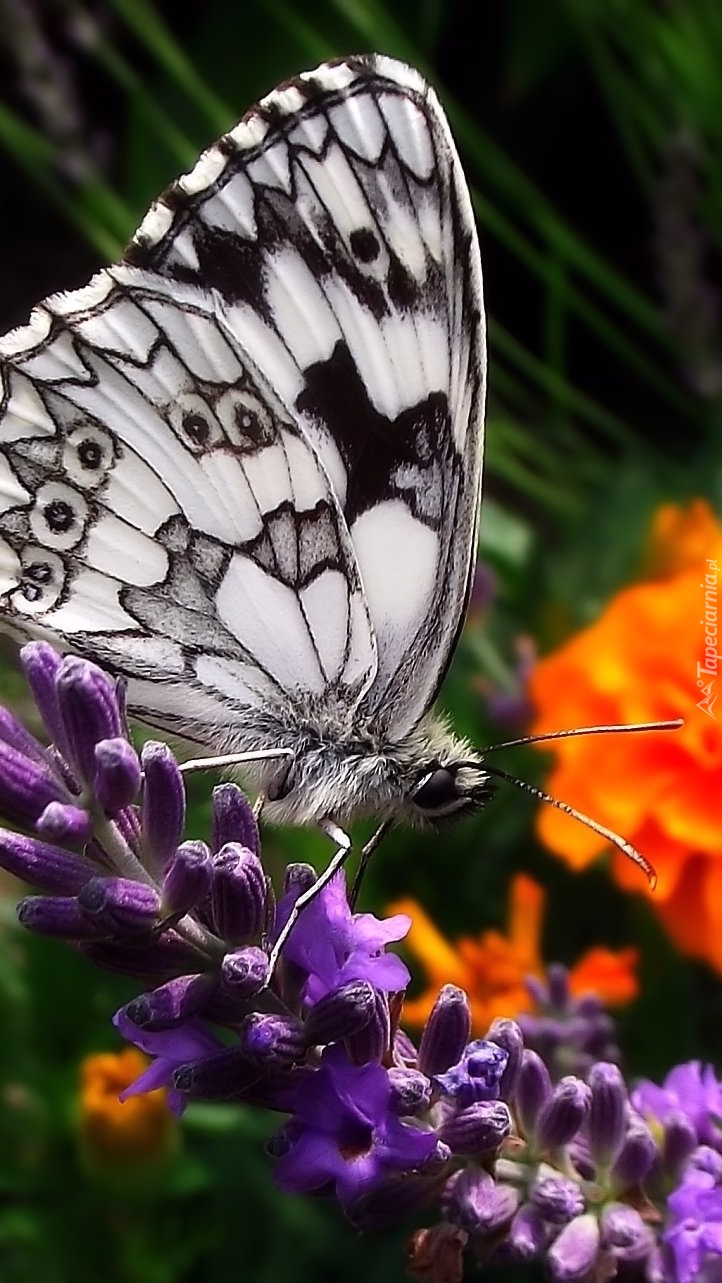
<box><xmin>0</xmin><ymin>54</ymin><xmax>489</xmax><ymax>863</ymax></box>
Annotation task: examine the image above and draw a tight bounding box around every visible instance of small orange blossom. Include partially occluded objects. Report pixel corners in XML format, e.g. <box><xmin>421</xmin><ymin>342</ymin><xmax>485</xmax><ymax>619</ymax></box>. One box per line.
<box><xmin>390</xmin><ymin>873</ymin><xmax>637</xmax><ymax>1032</ymax></box>
<box><xmin>79</xmin><ymin>1048</ymin><xmax>174</xmax><ymax>1168</ymax></box>
<box><xmin>528</xmin><ymin>499</ymin><xmax>722</xmax><ymax>971</ymax></box>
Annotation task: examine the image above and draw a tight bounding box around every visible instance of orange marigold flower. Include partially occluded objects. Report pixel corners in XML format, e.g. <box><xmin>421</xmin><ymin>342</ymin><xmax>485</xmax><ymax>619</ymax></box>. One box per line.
<box><xmin>391</xmin><ymin>873</ymin><xmax>637</xmax><ymax>1033</ymax></box>
<box><xmin>79</xmin><ymin>1048</ymin><xmax>175</xmax><ymax>1169</ymax></box>
<box><xmin>528</xmin><ymin>499</ymin><xmax>722</xmax><ymax>971</ymax></box>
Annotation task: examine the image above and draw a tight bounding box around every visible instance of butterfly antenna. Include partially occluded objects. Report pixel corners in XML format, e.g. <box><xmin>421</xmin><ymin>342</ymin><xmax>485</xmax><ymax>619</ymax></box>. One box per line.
<box><xmin>483</xmin><ymin>718</ymin><xmax>683</xmax><ymax>755</ymax></box>
<box><xmin>484</xmin><ymin>763</ymin><xmax>657</xmax><ymax>889</ymax></box>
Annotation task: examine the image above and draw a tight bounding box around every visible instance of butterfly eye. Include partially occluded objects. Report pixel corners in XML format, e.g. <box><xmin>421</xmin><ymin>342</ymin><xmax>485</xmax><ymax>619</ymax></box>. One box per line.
<box><xmin>412</xmin><ymin>766</ymin><xmax>460</xmax><ymax>813</ymax></box>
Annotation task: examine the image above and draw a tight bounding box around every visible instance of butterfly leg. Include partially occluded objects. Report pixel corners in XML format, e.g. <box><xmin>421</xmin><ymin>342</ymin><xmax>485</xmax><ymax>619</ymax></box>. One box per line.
<box><xmin>178</xmin><ymin>748</ymin><xmax>293</xmax><ymax>774</ymax></box>
<box><xmin>349</xmin><ymin>819</ymin><xmax>392</xmax><ymax>910</ymax></box>
<box><xmin>266</xmin><ymin>820</ymin><xmax>352</xmax><ymax>978</ymax></box>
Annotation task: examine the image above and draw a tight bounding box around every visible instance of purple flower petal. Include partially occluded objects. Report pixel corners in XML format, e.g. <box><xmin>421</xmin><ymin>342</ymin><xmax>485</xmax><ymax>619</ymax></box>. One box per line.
<box><xmin>278</xmin><ymin>872</ymin><xmax>410</xmax><ymax>1003</ymax></box>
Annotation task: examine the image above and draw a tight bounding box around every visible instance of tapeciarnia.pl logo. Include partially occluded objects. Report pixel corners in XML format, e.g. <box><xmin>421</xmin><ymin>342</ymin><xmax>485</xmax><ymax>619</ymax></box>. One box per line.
<box><xmin>698</xmin><ymin>558</ymin><xmax>719</xmax><ymax>720</ymax></box>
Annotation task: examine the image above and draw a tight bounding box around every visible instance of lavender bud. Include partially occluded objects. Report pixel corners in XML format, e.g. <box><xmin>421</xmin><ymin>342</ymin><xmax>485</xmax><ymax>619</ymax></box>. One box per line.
<box><xmin>220</xmin><ymin>946</ymin><xmax>269</xmax><ymax>997</ymax></box>
<box><xmin>610</xmin><ymin>1120</ymin><xmax>658</xmax><ymax>1188</ymax></box>
<box><xmin>0</xmin><ymin>704</ymin><xmax>50</xmax><ymax>764</ymax></box>
<box><xmin>242</xmin><ymin>1013</ymin><xmax>304</xmax><ymax>1067</ymax></box>
<box><xmin>446</xmin><ymin>1169</ymin><xmax>520</xmax><ymax>1238</ymax></box>
<box><xmin>439</xmin><ymin>1100</ymin><xmax>511</xmax><ymax>1156</ymax></box>
<box><xmin>161</xmin><ymin>840</ymin><xmax>212</xmax><ymax>916</ymax></box>
<box><xmin>125</xmin><ymin>975</ymin><xmax>213</xmax><ymax>1030</ymax></box>
<box><xmin>547</xmin><ymin>964</ymin><xmax>572</xmax><ymax>1009</ymax></box>
<box><xmin>78</xmin><ymin>876</ymin><xmax>160</xmax><ymax>934</ymax></box>
<box><xmin>345</xmin><ymin>1173</ymin><xmax>441</xmax><ymax>1232</ymax></box>
<box><xmin>174</xmin><ymin>1047</ymin><xmax>260</xmax><ymax>1100</ymax></box>
<box><xmin>36</xmin><ymin>801</ymin><xmax>93</xmax><ymax>847</ymax></box>
<box><xmin>601</xmin><ymin>1202</ymin><xmax>655</xmax><ymax>1265</ymax></box>
<box><xmin>302</xmin><ymin>979</ymin><xmax>376</xmax><ymax>1045</ymax></box>
<box><xmin>547</xmin><ymin>1213</ymin><xmax>600</xmax><ymax>1282</ymax></box>
<box><xmin>418</xmin><ymin>985</ymin><xmax>472</xmax><ymax>1076</ymax></box>
<box><xmin>80</xmin><ymin>931</ymin><xmax>203</xmax><ymax>978</ymax></box>
<box><xmin>588</xmin><ymin>1062</ymin><xmax>628</xmax><ymax>1169</ymax></box>
<box><xmin>0</xmin><ymin>740</ymin><xmax>67</xmax><ymax>828</ymax></box>
<box><xmin>0</xmin><ymin>830</ymin><xmax>96</xmax><ymax>892</ymax></box>
<box><xmin>282</xmin><ymin>862</ymin><xmax>317</xmax><ymax>898</ymax></box>
<box><xmin>55</xmin><ymin>658</ymin><xmax>122</xmax><ymax>785</ymax></box>
<box><xmin>394</xmin><ymin>1027</ymin><xmax>419</xmax><ymax>1066</ymax></box>
<box><xmin>531</xmin><ymin>1174</ymin><xmax>585</xmax><ymax>1226</ymax></box>
<box><xmin>536</xmin><ymin>1076</ymin><xmax>592</xmax><ymax>1151</ymax></box>
<box><xmin>516</xmin><ymin>1050</ymin><xmax>553</xmax><ymax>1140</ymax></box>
<box><xmin>141</xmin><ymin>742</ymin><xmax>185</xmax><ymax>873</ymax></box>
<box><xmin>210</xmin><ymin>843</ymin><xmax>267</xmax><ymax>943</ymax></box>
<box><xmin>388</xmin><ymin>1068</ymin><xmax>432</xmax><ymax>1115</ymax></box>
<box><xmin>18</xmin><ymin>894</ymin><xmax>105</xmax><ymax>939</ymax></box>
<box><xmin>661</xmin><ymin>1109</ymin><xmax>698</xmax><ymax>1177</ymax></box>
<box><xmin>345</xmin><ymin>988</ymin><xmax>390</xmax><ymax>1065</ymax></box>
<box><xmin>486</xmin><ymin>1017</ymin><xmax>524</xmax><ymax>1100</ymax></box>
<box><xmin>20</xmin><ymin>641</ymin><xmax>66</xmax><ymax>752</ymax></box>
<box><xmin>211</xmin><ymin>782</ymin><xmax>260</xmax><ymax>856</ymax></box>
<box><xmin>508</xmin><ymin>1205</ymin><xmax>548</xmax><ymax>1261</ymax></box>
<box><xmin>525</xmin><ymin>976</ymin><xmax>548</xmax><ymax>1007</ymax></box>
<box><xmin>93</xmin><ymin>738</ymin><xmax>141</xmax><ymax>814</ymax></box>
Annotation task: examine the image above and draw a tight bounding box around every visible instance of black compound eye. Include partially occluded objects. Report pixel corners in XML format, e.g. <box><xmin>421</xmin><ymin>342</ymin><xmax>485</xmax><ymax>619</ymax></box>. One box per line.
<box><xmin>413</xmin><ymin>767</ymin><xmax>459</xmax><ymax>812</ymax></box>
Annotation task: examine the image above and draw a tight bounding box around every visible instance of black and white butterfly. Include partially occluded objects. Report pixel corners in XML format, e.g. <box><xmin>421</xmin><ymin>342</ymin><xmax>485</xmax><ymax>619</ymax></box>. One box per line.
<box><xmin>0</xmin><ymin>53</ymin><xmax>490</xmax><ymax>854</ymax></box>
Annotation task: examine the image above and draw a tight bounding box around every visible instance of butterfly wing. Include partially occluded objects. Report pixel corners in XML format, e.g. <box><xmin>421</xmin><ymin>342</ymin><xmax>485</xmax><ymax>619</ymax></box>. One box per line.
<box><xmin>0</xmin><ymin>55</ymin><xmax>483</xmax><ymax>746</ymax></box>
<box><xmin>125</xmin><ymin>54</ymin><xmax>486</xmax><ymax>738</ymax></box>
<box><xmin>0</xmin><ymin>269</ymin><xmax>376</xmax><ymax>740</ymax></box>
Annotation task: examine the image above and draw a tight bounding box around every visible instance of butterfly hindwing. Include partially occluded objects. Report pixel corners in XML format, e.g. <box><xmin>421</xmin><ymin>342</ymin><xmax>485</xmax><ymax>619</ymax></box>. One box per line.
<box><xmin>126</xmin><ymin>54</ymin><xmax>486</xmax><ymax>738</ymax></box>
<box><xmin>0</xmin><ymin>267</ymin><xmax>376</xmax><ymax>738</ymax></box>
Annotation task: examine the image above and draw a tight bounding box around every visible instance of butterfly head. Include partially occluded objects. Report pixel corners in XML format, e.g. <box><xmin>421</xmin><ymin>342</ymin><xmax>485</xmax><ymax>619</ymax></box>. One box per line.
<box><xmin>407</xmin><ymin>758</ymin><xmax>494</xmax><ymax>824</ymax></box>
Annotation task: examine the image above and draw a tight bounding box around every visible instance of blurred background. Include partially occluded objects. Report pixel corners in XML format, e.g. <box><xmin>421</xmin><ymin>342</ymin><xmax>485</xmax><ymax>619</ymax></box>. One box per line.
<box><xmin>0</xmin><ymin>1</ymin><xmax>720</xmax><ymax>1279</ymax></box>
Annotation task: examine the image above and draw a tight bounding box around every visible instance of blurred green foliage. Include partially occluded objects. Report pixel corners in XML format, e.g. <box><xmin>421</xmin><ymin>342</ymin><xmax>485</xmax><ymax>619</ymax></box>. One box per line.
<box><xmin>0</xmin><ymin>1</ymin><xmax>721</xmax><ymax>1279</ymax></box>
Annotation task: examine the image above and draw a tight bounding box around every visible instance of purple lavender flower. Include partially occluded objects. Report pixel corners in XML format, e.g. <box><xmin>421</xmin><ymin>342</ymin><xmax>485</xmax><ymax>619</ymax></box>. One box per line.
<box><xmin>633</xmin><ymin>1062</ymin><xmax>722</xmax><ymax>1151</ymax></box>
<box><xmin>520</xmin><ymin>964</ymin><xmax>620</xmax><ymax>1079</ymax></box>
<box><xmin>6</xmin><ymin>641</ymin><xmax>722</xmax><ymax>1279</ymax></box>
<box><xmin>276</xmin><ymin>870</ymin><xmax>411</xmax><ymax>1003</ymax></box>
<box><xmin>273</xmin><ymin>1045</ymin><xmax>444</xmax><ymax>1208</ymax></box>
<box><xmin>114</xmin><ymin>1007</ymin><xmax>224</xmax><ymax>1116</ymax></box>
<box><xmin>434</xmin><ymin>1039</ymin><xmax>509</xmax><ymax>1106</ymax></box>
<box><xmin>664</xmin><ymin>1155</ymin><xmax>722</xmax><ymax>1282</ymax></box>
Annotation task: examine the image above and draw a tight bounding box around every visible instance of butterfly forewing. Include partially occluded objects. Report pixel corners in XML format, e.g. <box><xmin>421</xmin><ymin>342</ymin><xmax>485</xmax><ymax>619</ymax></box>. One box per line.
<box><xmin>0</xmin><ymin>54</ymin><xmax>484</xmax><ymax>755</ymax></box>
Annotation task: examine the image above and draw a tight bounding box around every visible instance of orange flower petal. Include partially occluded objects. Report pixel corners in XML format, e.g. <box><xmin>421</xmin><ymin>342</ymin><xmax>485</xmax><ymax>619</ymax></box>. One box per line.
<box><xmin>528</xmin><ymin>501</ymin><xmax>722</xmax><ymax>972</ymax></box>
<box><xmin>387</xmin><ymin>897</ymin><xmax>470</xmax><ymax>988</ymax></box>
<box><xmin>568</xmin><ymin>947</ymin><xmax>639</xmax><ymax>1006</ymax></box>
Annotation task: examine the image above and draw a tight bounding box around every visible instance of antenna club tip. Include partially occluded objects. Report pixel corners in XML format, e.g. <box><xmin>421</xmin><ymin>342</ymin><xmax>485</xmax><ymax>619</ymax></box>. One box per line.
<box><xmin>647</xmin><ymin>869</ymin><xmax>658</xmax><ymax>892</ymax></box>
